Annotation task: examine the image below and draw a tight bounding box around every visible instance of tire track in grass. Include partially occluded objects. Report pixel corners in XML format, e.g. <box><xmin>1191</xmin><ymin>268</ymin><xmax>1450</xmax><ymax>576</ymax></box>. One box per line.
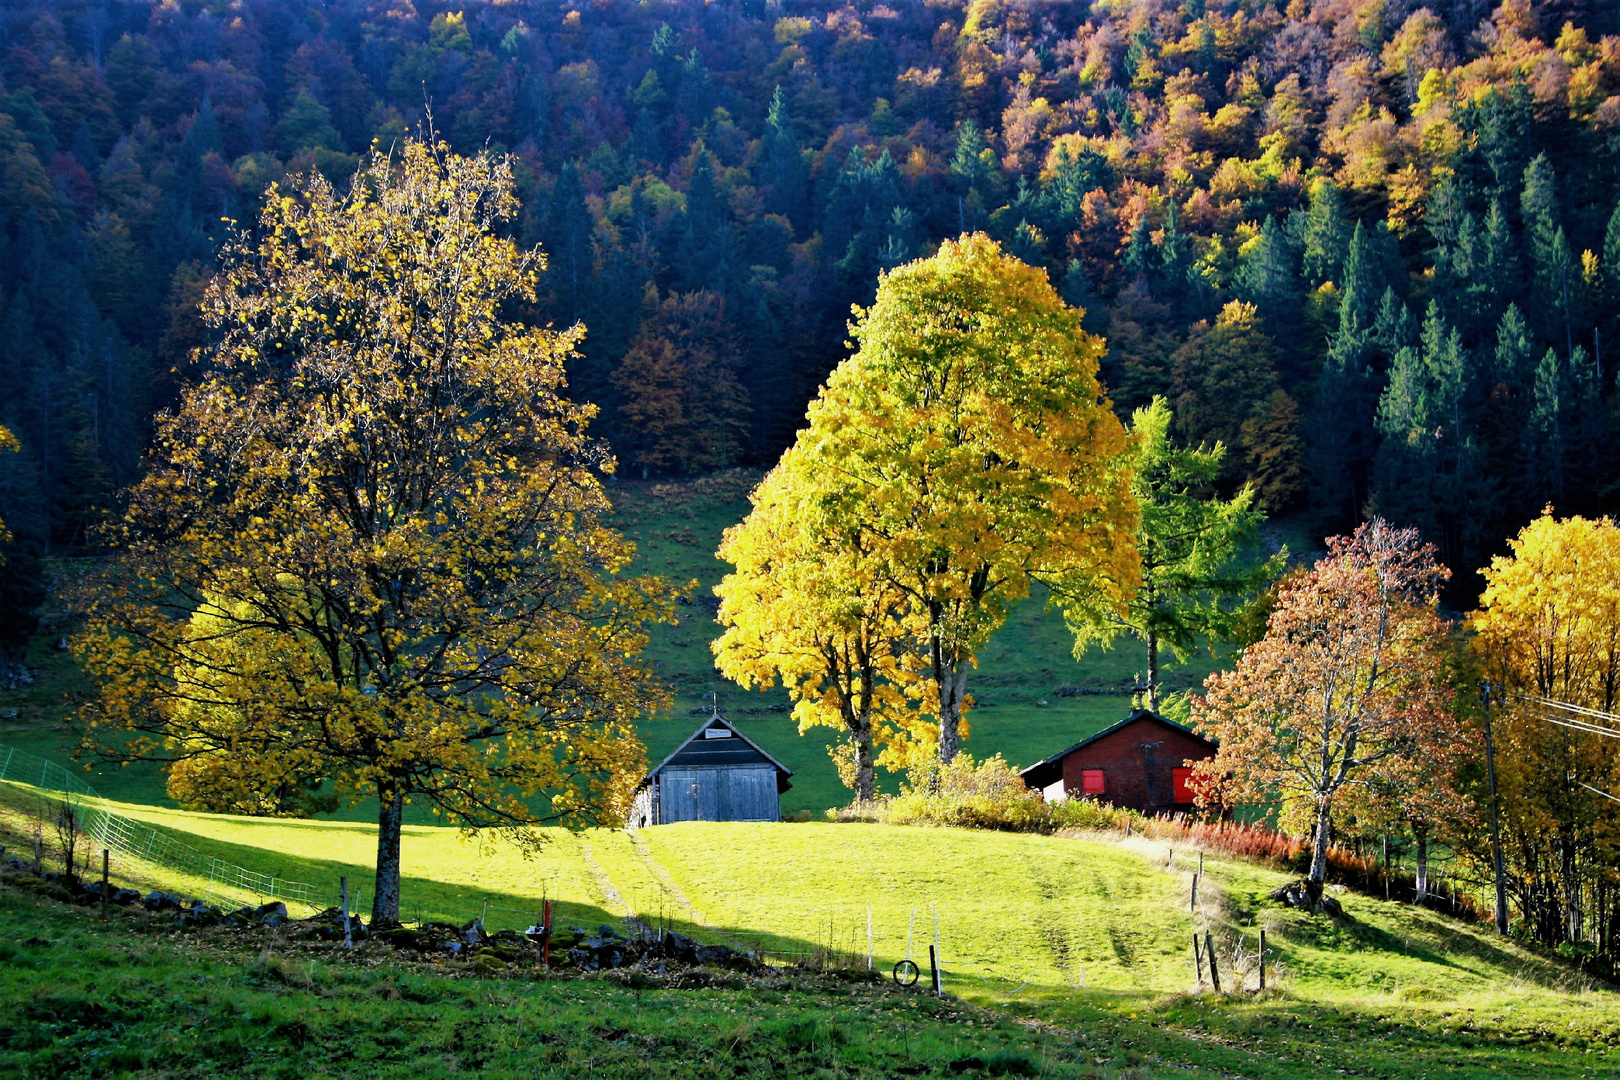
<box><xmin>627</xmin><ymin>828</ymin><xmax>705</xmax><ymax>925</ymax></box>
<box><xmin>627</xmin><ymin>830</ymin><xmax>755</xmax><ymax>952</ymax></box>
<box><xmin>577</xmin><ymin>836</ymin><xmax>634</xmax><ymax>920</ymax></box>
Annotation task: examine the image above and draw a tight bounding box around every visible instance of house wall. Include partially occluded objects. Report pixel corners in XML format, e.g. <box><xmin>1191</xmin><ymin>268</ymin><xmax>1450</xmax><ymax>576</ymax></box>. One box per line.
<box><xmin>1057</xmin><ymin>722</ymin><xmax>1214</xmax><ymax>813</ymax></box>
<box><xmin>657</xmin><ymin>764</ymin><xmax>779</xmax><ymax>823</ymax></box>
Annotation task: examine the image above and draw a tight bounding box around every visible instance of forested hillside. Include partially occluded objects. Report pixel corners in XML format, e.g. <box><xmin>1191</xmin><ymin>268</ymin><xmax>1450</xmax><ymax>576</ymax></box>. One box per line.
<box><xmin>2</xmin><ymin>0</ymin><xmax>1618</xmax><ymax>636</ymax></box>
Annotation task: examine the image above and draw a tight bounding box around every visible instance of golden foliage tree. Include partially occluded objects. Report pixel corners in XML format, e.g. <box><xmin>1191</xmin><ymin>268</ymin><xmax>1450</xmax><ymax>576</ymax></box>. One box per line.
<box><xmin>713</xmin><ymin>447</ymin><xmax>923</xmax><ymax>800</ymax></box>
<box><xmin>1469</xmin><ymin>512</ymin><xmax>1620</xmax><ymax>946</ymax></box>
<box><xmin>74</xmin><ymin>139</ymin><xmax>671</xmax><ymax>926</ymax></box>
<box><xmin>1191</xmin><ymin>520</ymin><xmax>1458</xmax><ymax>887</ymax></box>
<box><xmin>786</xmin><ymin>233</ymin><xmax>1139</xmax><ymax>764</ymax></box>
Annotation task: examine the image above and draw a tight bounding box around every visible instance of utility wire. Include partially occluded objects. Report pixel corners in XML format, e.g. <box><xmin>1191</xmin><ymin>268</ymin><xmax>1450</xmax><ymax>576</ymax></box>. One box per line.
<box><xmin>1533</xmin><ymin>712</ymin><xmax>1620</xmax><ymax>740</ymax></box>
<box><xmin>1539</xmin><ymin>697</ymin><xmax>1620</xmax><ymax>724</ymax></box>
<box><xmin>1578</xmin><ymin>782</ymin><xmax>1620</xmax><ymax>806</ymax></box>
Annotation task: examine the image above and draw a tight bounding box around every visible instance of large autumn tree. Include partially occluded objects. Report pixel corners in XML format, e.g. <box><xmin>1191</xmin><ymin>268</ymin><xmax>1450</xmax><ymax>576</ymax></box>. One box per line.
<box><xmin>1469</xmin><ymin>512</ymin><xmax>1620</xmax><ymax>947</ymax></box>
<box><xmin>1191</xmin><ymin>520</ymin><xmax>1457</xmax><ymax>889</ymax></box>
<box><xmin>713</xmin><ymin>446</ymin><xmax>921</xmax><ymax>801</ymax></box>
<box><xmin>75</xmin><ymin>139</ymin><xmax>671</xmax><ymax>927</ymax></box>
<box><xmin>790</xmin><ymin>233</ymin><xmax>1139</xmax><ymax>764</ymax></box>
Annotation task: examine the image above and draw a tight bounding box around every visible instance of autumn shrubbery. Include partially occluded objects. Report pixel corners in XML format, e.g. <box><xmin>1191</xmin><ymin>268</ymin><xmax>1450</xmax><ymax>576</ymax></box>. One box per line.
<box><xmin>878</xmin><ymin>755</ymin><xmax>1050</xmax><ymax>831</ymax></box>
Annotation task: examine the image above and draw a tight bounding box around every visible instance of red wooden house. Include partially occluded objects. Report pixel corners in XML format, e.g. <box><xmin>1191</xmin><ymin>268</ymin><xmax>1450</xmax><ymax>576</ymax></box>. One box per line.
<box><xmin>1018</xmin><ymin>708</ymin><xmax>1217</xmax><ymax>814</ymax></box>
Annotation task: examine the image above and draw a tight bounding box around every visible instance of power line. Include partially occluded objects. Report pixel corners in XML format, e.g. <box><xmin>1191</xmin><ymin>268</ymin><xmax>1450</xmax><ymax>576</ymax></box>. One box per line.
<box><xmin>1578</xmin><ymin>781</ymin><xmax>1620</xmax><ymax>806</ymax></box>
<box><xmin>1533</xmin><ymin>712</ymin><xmax>1620</xmax><ymax>740</ymax></box>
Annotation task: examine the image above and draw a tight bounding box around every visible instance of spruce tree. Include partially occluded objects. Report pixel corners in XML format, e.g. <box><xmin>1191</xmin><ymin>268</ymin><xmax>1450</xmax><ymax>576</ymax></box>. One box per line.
<box><xmin>1371</xmin><ymin>303</ymin><xmax>1475</xmax><ymax>571</ymax></box>
<box><xmin>1300</xmin><ymin>179</ymin><xmax>1352</xmax><ymax>287</ymax></box>
<box><xmin>1521</xmin><ymin>154</ymin><xmax>1577</xmax><ymax>357</ymax></box>
<box><xmin>760</xmin><ymin>86</ymin><xmax>807</xmax><ymax>228</ymax></box>
<box><xmin>1308</xmin><ymin>224</ymin><xmax>1384</xmax><ymax>530</ymax></box>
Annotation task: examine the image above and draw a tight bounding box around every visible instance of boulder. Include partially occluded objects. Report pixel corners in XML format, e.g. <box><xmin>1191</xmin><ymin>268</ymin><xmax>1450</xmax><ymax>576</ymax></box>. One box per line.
<box><xmin>143</xmin><ymin>891</ymin><xmax>182</xmax><ymax>912</ymax></box>
<box><xmin>254</xmin><ymin>901</ymin><xmax>288</xmax><ymax>922</ymax></box>
<box><xmin>112</xmin><ymin>888</ymin><xmax>142</xmax><ymax>906</ymax></box>
<box><xmin>460</xmin><ymin>917</ymin><xmax>487</xmax><ymax>946</ymax></box>
<box><xmin>1270</xmin><ymin>880</ymin><xmax>1348</xmax><ymax>918</ymax></box>
<box><xmin>663</xmin><ymin>931</ymin><xmax>700</xmax><ymax>964</ymax></box>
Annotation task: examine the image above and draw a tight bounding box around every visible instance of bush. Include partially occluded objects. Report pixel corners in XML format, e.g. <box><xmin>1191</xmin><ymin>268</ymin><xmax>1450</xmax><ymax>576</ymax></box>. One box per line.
<box><xmin>882</xmin><ymin>755</ymin><xmax>1049</xmax><ymax>831</ymax></box>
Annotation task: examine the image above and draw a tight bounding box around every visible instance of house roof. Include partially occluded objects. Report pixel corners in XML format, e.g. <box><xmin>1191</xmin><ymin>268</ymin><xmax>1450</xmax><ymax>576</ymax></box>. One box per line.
<box><xmin>636</xmin><ymin>711</ymin><xmax>794</xmax><ymax>790</ymax></box>
<box><xmin>1018</xmin><ymin>708</ymin><xmax>1217</xmax><ymax>788</ymax></box>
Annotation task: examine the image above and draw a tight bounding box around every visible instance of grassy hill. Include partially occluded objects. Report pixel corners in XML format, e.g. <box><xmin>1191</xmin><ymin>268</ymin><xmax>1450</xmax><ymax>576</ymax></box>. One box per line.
<box><xmin>1</xmin><ymin>790</ymin><xmax>1615</xmax><ymax>1078</ymax></box>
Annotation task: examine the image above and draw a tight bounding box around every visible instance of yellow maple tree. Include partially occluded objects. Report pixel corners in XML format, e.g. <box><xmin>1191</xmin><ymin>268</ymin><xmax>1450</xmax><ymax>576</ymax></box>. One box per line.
<box><xmin>786</xmin><ymin>233</ymin><xmax>1139</xmax><ymax>765</ymax></box>
<box><xmin>713</xmin><ymin>447</ymin><xmax>925</xmax><ymax>801</ymax></box>
<box><xmin>1469</xmin><ymin>511</ymin><xmax>1620</xmax><ymax>946</ymax></box>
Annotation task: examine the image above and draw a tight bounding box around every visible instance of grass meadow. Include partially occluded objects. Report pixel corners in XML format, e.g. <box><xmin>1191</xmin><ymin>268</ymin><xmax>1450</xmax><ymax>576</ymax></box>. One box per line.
<box><xmin>0</xmin><ymin>470</ymin><xmax>1228</xmax><ymax>818</ymax></box>
<box><xmin>1</xmin><ymin>799</ymin><xmax>1616</xmax><ymax>1078</ymax></box>
<box><xmin>2</xmin><ymin>474</ymin><xmax>1610</xmax><ymax>1077</ymax></box>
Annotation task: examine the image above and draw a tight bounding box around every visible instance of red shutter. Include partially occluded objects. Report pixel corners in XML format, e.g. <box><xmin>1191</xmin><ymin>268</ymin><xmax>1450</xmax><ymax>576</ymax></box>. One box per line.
<box><xmin>1082</xmin><ymin>769</ymin><xmax>1106</xmax><ymax>796</ymax></box>
<box><xmin>1173</xmin><ymin>767</ymin><xmax>1194</xmax><ymax>803</ymax></box>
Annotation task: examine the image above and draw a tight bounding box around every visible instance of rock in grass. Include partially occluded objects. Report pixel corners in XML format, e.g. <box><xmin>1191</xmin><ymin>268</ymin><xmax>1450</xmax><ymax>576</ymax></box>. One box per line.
<box><xmin>1269</xmin><ymin>880</ymin><xmax>1347</xmax><ymax>918</ymax></box>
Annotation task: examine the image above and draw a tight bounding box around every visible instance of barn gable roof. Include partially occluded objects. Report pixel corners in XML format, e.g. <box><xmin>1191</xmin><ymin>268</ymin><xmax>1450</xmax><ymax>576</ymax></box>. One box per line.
<box><xmin>1018</xmin><ymin>708</ymin><xmax>1216</xmax><ymax>788</ymax></box>
<box><xmin>637</xmin><ymin>712</ymin><xmax>794</xmax><ymax>790</ymax></box>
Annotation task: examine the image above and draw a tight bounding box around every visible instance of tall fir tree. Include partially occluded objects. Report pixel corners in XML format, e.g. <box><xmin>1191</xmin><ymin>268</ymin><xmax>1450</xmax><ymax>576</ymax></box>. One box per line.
<box><xmin>1371</xmin><ymin>302</ymin><xmax>1477</xmax><ymax>573</ymax></box>
<box><xmin>1308</xmin><ymin>223</ymin><xmax>1385</xmax><ymax>530</ymax></box>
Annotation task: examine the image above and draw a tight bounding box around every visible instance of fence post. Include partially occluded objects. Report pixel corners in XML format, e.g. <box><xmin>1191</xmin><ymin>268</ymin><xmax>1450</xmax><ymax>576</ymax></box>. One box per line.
<box><xmin>542</xmin><ymin>898</ymin><xmax>553</xmax><ymax>968</ymax></box>
<box><xmin>1190</xmin><ymin>873</ymin><xmax>1198</xmax><ymax>914</ymax></box>
<box><xmin>1205</xmin><ymin>931</ymin><xmax>1221</xmax><ymax>992</ymax></box>
<box><xmin>1193</xmin><ymin>934</ymin><xmax>1204</xmax><ymax>986</ymax></box>
<box><xmin>100</xmin><ymin>849</ymin><xmax>109</xmax><ymax>920</ymax></box>
<box><xmin>1258</xmin><ymin>929</ymin><xmax>1266</xmax><ymax>991</ymax></box>
<box><xmin>341</xmin><ymin>876</ymin><xmax>352</xmax><ymax>950</ymax></box>
<box><xmin>929</xmin><ymin>944</ymin><xmax>942</xmax><ymax>998</ymax></box>
<box><xmin>866</xmin><ymin>904</ymin><xmax>873</xmax><ymax>971</ymax></box>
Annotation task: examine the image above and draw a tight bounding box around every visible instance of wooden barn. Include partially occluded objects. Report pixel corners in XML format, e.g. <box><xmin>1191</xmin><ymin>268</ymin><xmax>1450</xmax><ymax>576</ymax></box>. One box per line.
<box><xmin>627</xmin><ymin>711</ymin><xmax>793</xmax><ymax>827</ymax></box>
<box><xmin>1018</xmin><ymin>708</ymin><xmax>1217</xmax><ymax>814</ymax></box>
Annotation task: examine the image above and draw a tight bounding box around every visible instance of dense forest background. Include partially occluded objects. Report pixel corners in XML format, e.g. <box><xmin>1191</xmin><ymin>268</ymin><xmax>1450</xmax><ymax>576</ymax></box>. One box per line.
<box><xmin>2</xmin><ymin>0</ymin><xmax>1619</xmax><ymax>645</ymax></box>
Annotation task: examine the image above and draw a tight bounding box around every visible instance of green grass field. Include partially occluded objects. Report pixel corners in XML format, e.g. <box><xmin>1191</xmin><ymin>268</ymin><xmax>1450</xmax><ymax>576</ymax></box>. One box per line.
<box><xmin>2</xmin><ymin>797</ymin><xmax>1616</xmax><ymax>1078</ymax></box>
<box><xmin>10</xmin><ymin>473</ymin><xmax>1606</xmax><ymax>1076</ymax></box>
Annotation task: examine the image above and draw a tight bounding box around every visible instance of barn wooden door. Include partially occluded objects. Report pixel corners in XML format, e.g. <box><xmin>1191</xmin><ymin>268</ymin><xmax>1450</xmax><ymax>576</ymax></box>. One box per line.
<box><xmin>659</xmin><ymin>766</ymin><xmax>778</xmax><ymax>822</ymax></box>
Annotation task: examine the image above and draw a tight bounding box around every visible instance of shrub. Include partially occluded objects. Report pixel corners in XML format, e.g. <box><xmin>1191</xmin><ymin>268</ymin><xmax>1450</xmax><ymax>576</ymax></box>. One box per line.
<box><xmin>882</xmin><ymin>755</ymin><xmax>1049</xmax><ymax>831</ymax></box>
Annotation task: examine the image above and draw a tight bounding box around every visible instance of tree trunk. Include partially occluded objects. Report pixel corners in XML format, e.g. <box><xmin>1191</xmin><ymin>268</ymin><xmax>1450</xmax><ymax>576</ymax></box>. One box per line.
<box><xmin>373</xmin><ymin>787</ymin><xmax>405</xmax><ymax>928</ymax></box>
<box><xmin>932</xmin><ymin>636</ymin><xmax>968</xmax><ymax>765</ymax></box>
<box><xmin>852</xmin><ymin>711</ymin><xmax>875</xmax><ymax>803</ymax></box>
<box><xmin>1308</xmin><ymin>795</ymin><xmax>1333</xmax><ymax>885</ymax></box>
<box><xmin>1146</xmin><ymin>627</ymin><xmax>1160</xmax><ymax>711</ymax></box>
<box><xmin>1414</xmin><ymin>828</ymin><xmax>1428</xmax><ymax>903</ymax></box>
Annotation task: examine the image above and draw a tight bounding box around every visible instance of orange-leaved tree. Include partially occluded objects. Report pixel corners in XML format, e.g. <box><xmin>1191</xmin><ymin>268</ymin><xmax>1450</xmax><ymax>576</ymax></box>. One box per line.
<box><xmin>789</xmin><ymin>233</ymin><xmax>1139</xmax><ymax>765</ymax></box>
<box><xmin>1191</xmin><ymin>520</ymin><xmax>1458</xmax><ymax>888</ymax></box>
<box><xmin>74</xmin><ymin>138</ymin><xmax>672</xmax><ymax>927</ymax></box>
<box><xmin>713</xmin><ymin>446</ymin><xmax>924</xmax><ymax>802</ymax></box>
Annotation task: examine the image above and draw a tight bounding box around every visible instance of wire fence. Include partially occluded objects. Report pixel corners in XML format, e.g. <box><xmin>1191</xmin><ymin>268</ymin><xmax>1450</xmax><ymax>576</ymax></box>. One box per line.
<box><xmin>0</xmin><ymin>743</ymin><xmax>318</xmax><ymax>913</ymax></box>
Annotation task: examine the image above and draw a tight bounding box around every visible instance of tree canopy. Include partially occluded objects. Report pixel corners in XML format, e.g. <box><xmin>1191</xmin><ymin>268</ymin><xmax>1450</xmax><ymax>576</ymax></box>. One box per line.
<box><xmin>782</xmin><ymin>233</ymin><xmax>1139</xmax><ymax>764</ymax></box>
<box><xmin>74</xmin><ymin>139</ymin><xmax>670</xmax><ymax>927</ymax></box>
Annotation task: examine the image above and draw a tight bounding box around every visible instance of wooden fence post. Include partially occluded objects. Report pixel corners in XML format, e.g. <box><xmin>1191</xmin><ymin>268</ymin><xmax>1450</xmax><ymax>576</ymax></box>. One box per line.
<box><xmin>542</xmin><ymin>898</ymin><xmax>553</xmax><ymax>968</ymax></box>
<box><xmin>1190</xmin><ymin>873</ymin><xmax>1198</xmax><ymax>913</ymax></box>
<box><xmin>866</xmin><ymin>904</ymin><xmax>873</xmax><ymax>971</ymax></box>
<box><xmin>1205</xmin><ymin>931</ymin><xmax>1221</xmax><ymax>992</ymax></box>
<box><xmin>1258</xmin><ymin>928</ymin><xmax>1266</xmax><ymax>991</ymax></box>
<box><xmin>929</xmin><ymin>944</ymin><xmax>942</xmax><ymax>998</ymax></box>
<box><xmin>341</xmin><ymin>876</ymin><xmax>352</xmax><ymax>950</ymax></box>
<box><xmin>1193</xmin><ymin>934</ymin><xmax>1204</xmax><ymax>986</ymax></box>
<box><xmin>100</xmin><ymin>849</ymin><xmax>109</xmax><ymax>920</ymax></box>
